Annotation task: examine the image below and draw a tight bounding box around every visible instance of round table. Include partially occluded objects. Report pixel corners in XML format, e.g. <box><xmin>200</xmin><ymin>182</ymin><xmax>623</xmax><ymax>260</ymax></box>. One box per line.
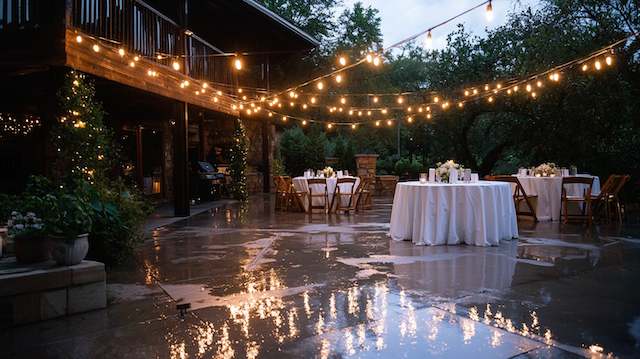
<box><xmin>390</xmin><ymin>181</ymin><xmax>518</xmax><ymax>247</ymax></box>
<box><xmin>292</xmin><ymin>176</ymin><xmax>361</xmax><ymax>211</ymax></box>
<box><xmin>514</xmin><ymin>175</ymin><xmax>600</xmax><ymax>221</ymax></box>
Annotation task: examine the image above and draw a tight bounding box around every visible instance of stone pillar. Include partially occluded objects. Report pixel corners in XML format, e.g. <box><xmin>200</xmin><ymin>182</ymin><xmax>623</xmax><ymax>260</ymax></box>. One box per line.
<box><xmin>355</xmin><ymin>154</ymin><xmax>379</xmax><ymax>177</ymax></box>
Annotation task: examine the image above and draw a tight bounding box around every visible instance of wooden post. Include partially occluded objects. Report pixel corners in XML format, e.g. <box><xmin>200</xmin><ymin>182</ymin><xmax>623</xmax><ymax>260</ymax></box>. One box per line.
<box><xmin>136</xmin><ymin>126</ymin><xmax>144</xmax><ymax>189</ymax></box>
<box><xmin>173</xmin><ymin>102</ymin><xmax>190</xmax><ymax>216</ymax></box>
<box><xmin>262</xmin><ymin>55</ymin><xmax>271</xmax><ymax>193</ymax></box>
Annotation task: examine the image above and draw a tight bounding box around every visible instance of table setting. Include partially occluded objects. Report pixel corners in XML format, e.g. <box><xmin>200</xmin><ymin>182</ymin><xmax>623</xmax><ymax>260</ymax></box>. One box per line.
<box><xmin>390</xmin><ymin>160</ymin><xmax>519</xmax><ymax>247</ymax></box>
<box><xmin>292</xmin><ymin>167</ymin><xmax>361</xmax><ymax>212</ymax></box>
<box><xmin>512</xmin><ymin>162</ymin><xmax>600</xmax><ymax>221</ymax></box>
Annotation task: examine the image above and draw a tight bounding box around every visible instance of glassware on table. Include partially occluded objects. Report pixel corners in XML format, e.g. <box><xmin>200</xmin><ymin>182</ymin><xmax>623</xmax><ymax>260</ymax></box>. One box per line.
<box><xmin>464</xmin><ymin>169</ymin><xmax>472</xmax><ymax>182</ymax></box>
<box><xmin>471</xmin><ymin>173</ymin><xmax>479</xmax><ymax>182</ymax></box>
<box><xmin>428</xmin><ymin>168</ymin><xmax>436</xmax><ymax>182</ymax></box>
<box><xmin>419</xmin><ymin>173</ymin><xmax>428</xmax><ymax>184</ymax></box>
<box><xmin>344</xmin><ymin>170</ymin><xmax>349</xmax><ymax>176</ymax></box>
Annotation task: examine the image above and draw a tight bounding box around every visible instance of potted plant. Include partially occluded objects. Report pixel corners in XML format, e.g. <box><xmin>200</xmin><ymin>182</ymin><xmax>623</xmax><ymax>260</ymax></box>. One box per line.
<box><xmin>8</xmin><ymin>211</ymin><xmax>48</xmax><ymax>263</ymax></box>
<box><xmin>46</xmin><ymin>194</ymin><xmax>93</xmax><ymax>266</ymax></box>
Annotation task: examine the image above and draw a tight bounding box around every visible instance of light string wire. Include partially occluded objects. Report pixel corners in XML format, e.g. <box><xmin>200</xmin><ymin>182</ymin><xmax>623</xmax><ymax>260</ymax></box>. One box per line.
<box><xmin>257</xmin><ymin>32</ymin><xmax>636</xmax><ymax>127</ymax></box>
<box><xmin>260</xmin><ymin>0</ymin><xmax>493</xmax><ymax>102</ymax></box>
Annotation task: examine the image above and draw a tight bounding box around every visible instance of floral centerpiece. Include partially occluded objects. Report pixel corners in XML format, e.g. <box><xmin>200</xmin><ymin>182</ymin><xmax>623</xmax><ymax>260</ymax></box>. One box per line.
<box><xmin>533</xmin><ymin>162</ymin><xmax>557</xmax><ymax>177</ymax></box>
<box><xmin>8</xmin><ymin>211</ymin><xmax>48</xmax><ymax>263</ymax></box>
<box><xmin>435</xmin><ymin>160</ymin><xmax>463</xmax><ymax>182</ymax></box>
<box><xmin>322</xmin><ymin>166</ymin><xmax>335</xmax><ymax>178</ymax></box>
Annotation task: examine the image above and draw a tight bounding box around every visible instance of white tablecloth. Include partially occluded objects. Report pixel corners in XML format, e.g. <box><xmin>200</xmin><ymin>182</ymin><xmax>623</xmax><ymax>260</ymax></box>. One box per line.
<box><xmin>390</xmin><ymin>181</ymin><xmax>518</xmax><ymax>247</ymax></box>
<box><xmin>293</xmin><ymin>176</ymin><xmax>360</xmax><ymax>211</ymax></box>
<box><xmin>514</xmin><ymin>175</ymin><xmax>600</xmax><ymax>221</ymax></box>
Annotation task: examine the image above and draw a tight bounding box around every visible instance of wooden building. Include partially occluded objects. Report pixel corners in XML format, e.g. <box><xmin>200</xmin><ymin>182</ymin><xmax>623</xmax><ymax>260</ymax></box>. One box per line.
<box><xmin>0</xmin><ymin>0</ymin><xmax>318</xmax><ymax>215</ymax></box>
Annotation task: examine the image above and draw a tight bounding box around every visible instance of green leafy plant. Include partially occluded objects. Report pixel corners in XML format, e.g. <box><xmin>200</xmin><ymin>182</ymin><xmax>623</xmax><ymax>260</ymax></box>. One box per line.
<box><xmin>229</xmin><ymin>119</ymin><xmax>249</xmax><ymax>201</ymax></box>
<box><xmin>45</xmin><ymin>193</ymin><xmax>93</xmax><ymax>240</ymax></box>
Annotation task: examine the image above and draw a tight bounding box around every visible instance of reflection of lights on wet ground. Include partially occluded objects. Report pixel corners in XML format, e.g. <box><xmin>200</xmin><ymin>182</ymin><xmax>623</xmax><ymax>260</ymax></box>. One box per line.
<box><xmin>320</xmin><ymin>338</ymin><xmax>331</xmax><ymax>359</ymax></box>
<box><xmin>469</xmin><ymin>306</ymin><xmax>480</xmax><ymax>321</ymax></box>
<box><xmin>143</xmin><ymin>260</ymin><xmax>160</xmax><ymax>285</ymax></box>
<box><xmin>348</xmin><ymin>285</ymin><xmax>360</xmax><ymax>315</ymax></box>
<box><xmin>588</xmin><ymin>344</ymin><xmax>603</xmax><ymax>354</ymax></box>
<box><xmin>345</xmin><ymin>327</ymin><xmax>356</xmax><ymax>355</ymax></box>
<box><xmin>197</xmin><ymin>323</ymin><xmax>214</xmax><ymax>355</ymax></box>
<box><xmin>330</xmin><ymin>292</ymin><xmax>337</xmax><ymax>320</ymax></box>
<box><xmin>216</xmin><ymin>323</ymin><xmax>235</xmax><ymax>359</ymax></box>
<box><xmin>288</xmin><ymin>308</ymin><xmax>299</xmax><ymax>338</ymax></box>
<box><xmin>170</xmin><ymin>342</ymin><xmax>186</xmax><ymax>359</ymax></box>
<box><xmin>316</xmin><ymin>312</ymin><xmax>325</xmax><ymax>334</ymax></box>
<box><xmin>461</xmin><ymin>317</ymin><xmax>476</xmax><ymax>343</ymax></box>
<box><xmin>304</xmin><ymin>291</ymin><xmax>312</xmax><ymax>318</ymax></box>
<box><xmin>490</xmin><ymin>329</ymin><xmax>503</xmax><ymax>347</ymax></box>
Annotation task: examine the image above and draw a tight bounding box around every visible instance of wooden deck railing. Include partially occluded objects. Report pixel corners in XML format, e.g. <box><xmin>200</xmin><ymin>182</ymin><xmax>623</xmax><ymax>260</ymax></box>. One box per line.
<box><xmin>0</xmin><ymin>0</ymin><xmax>38</xmax><ymax>30</ymax></box>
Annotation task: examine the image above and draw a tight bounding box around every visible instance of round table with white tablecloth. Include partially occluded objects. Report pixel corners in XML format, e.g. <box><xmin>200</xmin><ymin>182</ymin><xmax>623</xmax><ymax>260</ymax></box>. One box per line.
<box><xmin>292</xmin><ymin>176</ymin><xmax>360</xmax><ymax>212</ymax></box>
<box><xmin>390</xmin><ymin>181</ymin><xmax>518</xmax><ymax>247</ymax></box>
<box><xmin>513</xmin><ymin>175</ymin><xmax>600</xmax><ymax>221</ymax></box>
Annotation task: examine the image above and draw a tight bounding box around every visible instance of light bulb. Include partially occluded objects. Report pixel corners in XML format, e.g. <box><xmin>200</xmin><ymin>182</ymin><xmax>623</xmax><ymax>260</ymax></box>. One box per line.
<box><xmin>118</xmin><ymin>48</ymin><xmax>125</xmax><ymax>57</ymax></box>
<box><xmin>302</xmin><ymin>120</ymin><xmax>307</xmax><ymax>125</ymax></box>
<box><xmin>340</xmin><ymin>97</ymin><xmax>346</xmax><ymax>104</ymax></box>
<box><xmin>433</xmin><ymin>96</ymin><xmax>439</xmax><ymax>103</ymax></box>
<box><xmin>92</xmin><ymin>44</ymin><xmax>100</xmax><ymax>52</ymax></box>
<box><xmin>488</xmin><ymin>96</ymin><xmax>494</xmax><ymax>103</ymax></box>
<box><xmin>536</xmin><ymin>80</ymin><xmax>543</xmax><ymax>87</ymax></box>
<box><xmin>366</xmin><ymin>54</ymin><xmax>373</xmax><ymax>63</ymax></box>
<box><xmin>172</xmin><ymin>61</ymin><xmax>180</xmax><ymax>71</ymax></box>
<box><xmin>407</xmin><ymin>117</ymin><xmax>413</xmax><ymax>123</ymax></box>
<box><xmin>317</xmin><ymin>81</ymin><xmax>324</xmax><ymax>90</ymax></box>
<box><xmin>336</xmin><ymin>74</ymin><xmax>343</xmax><ymax>83</ymax></box>
<box><xmin>76</xmin><ymin>35</ymin><xmax>82</xmax><ymax>43</ymax></box>
<box><xmin>289</xmin><ymin>91</ymin><xmax>296</xmax><ymax>98</ymax></box>
<box><xmin>351</xmin><ymin>124</ymin><xmax>357</xmax><ymax>129</ymax></box>
<box><xmin>339</xmin><ymin>57</ymin><xmax>347</xmax><ymax>66</ymax></box>
<box><xmin>595</xmin><ymin>60</ymin><xmax>602</xmax><ymax>70</ymax></box>
<box><xmin>327</xmin><ymin>123</ymin><xmax>333</xmax><ymax>129</ymax></box>
<box><xmin>486</xmin><ymin>0</ymin><xmax>493</xmax><ymax>22</ymax></box>
<box><xmin>282</xmin><ymin>116</ymin><xmax>287</xmax><ymax>122</ymax></box>
<box><xmin>382</xmin><ymin>109</ymin><xmax>388</xmax><ymax>114</ymax></box>
<box><xmin>605</xmin><ymin>56</ymin><xmax>613</xmax><ymax>66</ymax></box>
<box><xmin>373</xmin><ymin>96</ymin><xmax>379</xmax><ymax>103</ymax></box>
<box><xmin>397</xmin><ymin>97</ymin><xmax>404</xmax><ymax>104</ymax></box>
<box><xmin>302</xmin><ymin>104</ymin><xmax>308</xmax><ymax>109</ymax></box>
<box><xmin>387</xmin><ymin>120</ymin><xmax>392</xmax><ymax>126</ymax></box>
<box><xmin>526</xmin><ymin>84</ymin><xmax>532</xmax><ymax>92</ymax></box>
<box><xmin>582</xmin><ymin>64</ymin><xmax>588</xmax><ymax>71</ymax></box>
<box><xmin>375</xmin><ymin>120</ymin><xmax>380</xmax><ymax>127</ymax></box>
<box><xmin>425</xmin><ymin>30</ymin><xmax>433</xmax><ymax>48</ymax></box>
<box><xmin>372</xmin><ymin>56</ymin><xmax>381</xmax><ymax>66</ymax></box>
<box><xmin>234</xmin><ymin>58</ymin><xmax>242</xmax><ymax>70</ymax></box>
<box><xmin>129</xmin><ymin>61</ymin><xmax>135</xmax><ymax>67</ymax></box>
<box><xmin>134</xmin><ymin>56</ymin><xmax>140</xmax><ymax>61</ymax></box>
<box><xmin>311</xmin><ymin>97</ymin><xmax>317</xmax><ymax>104</ymax></box>
<box><xmin>464</xmin><ymin>90</ymin><xmax>470</xmax><ymax>96</ymax></box>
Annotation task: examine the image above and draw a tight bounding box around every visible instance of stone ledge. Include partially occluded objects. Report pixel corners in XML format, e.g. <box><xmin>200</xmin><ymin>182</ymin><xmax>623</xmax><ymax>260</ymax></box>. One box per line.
<box><xmin>0</xmin><ymin>259</ymin><xmax>106</xmax><ymax>327</ymax></box>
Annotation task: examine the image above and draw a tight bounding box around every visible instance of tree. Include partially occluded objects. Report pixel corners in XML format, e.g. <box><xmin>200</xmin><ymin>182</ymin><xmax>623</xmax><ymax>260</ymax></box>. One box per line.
<box><xmin>53</xmin><ymin>70</ymin><xmax>114</xmax><ymax>183</ymax></box>
<box><xmin>229</xmin><ymin>119</ymin><xmax>249</xmax><ymax>201</ymax></box>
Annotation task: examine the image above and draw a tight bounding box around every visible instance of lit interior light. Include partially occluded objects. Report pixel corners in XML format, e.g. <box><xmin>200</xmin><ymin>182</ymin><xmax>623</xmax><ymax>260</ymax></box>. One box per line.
<box><xmin>458</xmin><ymin>102</ymin><xmax>464</xmax><ymax>108</ymax></box>
<box><xmin>433</xmin><ymin>96</ymin><xmax>439</xmax><ymax>103</ymax></box>
<box><xmin>427</xmin><ymin>113</ymin><xmax>432</xmax><ymax>119</ymax></box>
<box><xmin>381</xmin><ymin>109</ymin><xmax>388</xmax><ymax>114</ymax></box>
<box><xmin>536</xmin><ymin>80</ymin><xmax>543</xmax><ymax>87</ymax></box>
<box><xmin>129</xmin><ymin>61</ymin><xmax>135</xmax><ymax>67</ymax></box>
<box><xmin>473</xmin><ymin>88</ymin><xmax>479</xmax><ymax>95</ymax></box>
<box><xmin>134</xmin><ymin>56</ymin><xmax>140</xmax><ymax>62</ymax></box>
<box><xmin>531</xmin><ymin>91</ymin><xmax>537</xmax><ymax>98</ymax></box>
<box><xmin>464</xmin><ymin>90</ymin><xmax>470</xmax><ymax>96</ymax></box>
<box><xmin>302</xmin><ymin>104</ymin><xmax>308</xmax><ymax>109</ymax></box>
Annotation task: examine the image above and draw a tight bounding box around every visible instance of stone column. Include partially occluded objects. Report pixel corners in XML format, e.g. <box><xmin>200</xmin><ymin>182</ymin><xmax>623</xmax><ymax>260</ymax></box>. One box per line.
<box><xmin>354</xmin><ymin>154</ymin><xmax>379</xmax><ymax>177</ymax></box>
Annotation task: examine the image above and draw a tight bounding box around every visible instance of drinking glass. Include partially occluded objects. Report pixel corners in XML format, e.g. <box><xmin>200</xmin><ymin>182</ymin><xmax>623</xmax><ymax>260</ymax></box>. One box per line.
<box><xmin>419</xmin><ymin>173</ymin><xmax>428</xmax><ymax>184</ymax></box>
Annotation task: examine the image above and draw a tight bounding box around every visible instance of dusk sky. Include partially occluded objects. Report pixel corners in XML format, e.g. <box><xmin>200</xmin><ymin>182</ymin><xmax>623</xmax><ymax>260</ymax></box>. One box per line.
<box><xmin>343</xmin><ymin>0</ymin><xmax>542</xmax><ymax>49</ymax></box>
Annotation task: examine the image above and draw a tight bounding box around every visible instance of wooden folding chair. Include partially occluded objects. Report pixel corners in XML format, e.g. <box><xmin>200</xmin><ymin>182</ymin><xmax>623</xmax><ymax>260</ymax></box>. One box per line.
<box><xmin>274</xmin><ymin>176</ymin><xmax>287</xmax><ymax>211</ymax></box>
<box><xmin>307</xmin><ymin>178</ymin><xmax>330</xmax><ymax>214</ymax></box>
<box><xmin>285</xmin><ymin>177</ymin><xmax>307</xmax><ymax>212</ymax></box>
<box><xmin>333</xmin><ymin>177</ymin><xmax>358</xmax><ymax>214</ymax></box>
<box><xmin>491</xmin><ymin>175</ymin><xmax>538</xmax><ymax>222</ymax></box>
<box><xmin>560</xmin><ymin>176</ymin><xmax>594</xmax><ymax>224</ymax></box>
<box><xmin>356</xmin><ymin>176</ymin><xmax>373</xmax><ymax>210</ymax></box>
<box><xmin>591</xmin><ymin>175</ymin><xmax>630</xmax><ymax>223</ymax></box>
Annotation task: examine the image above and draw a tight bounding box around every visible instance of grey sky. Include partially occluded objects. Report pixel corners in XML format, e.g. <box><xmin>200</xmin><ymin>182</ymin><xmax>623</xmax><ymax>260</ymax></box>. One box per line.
<box><xmin>343</xmin><ymin>0</ymin><xmax>542</xmax><ymax>49</ymax></box>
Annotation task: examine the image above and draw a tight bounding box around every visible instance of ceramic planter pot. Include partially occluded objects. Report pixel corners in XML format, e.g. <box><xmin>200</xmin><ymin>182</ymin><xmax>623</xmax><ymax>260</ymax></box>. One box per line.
<box><xmin>14</xmin><ymin>234</ymin><xmax>50</xmax><ymax>264</ymax></box>
<box><xmin>50</xmin><ymin>233</ymin><xmax>89</xmax><ymax>266</ymax></box>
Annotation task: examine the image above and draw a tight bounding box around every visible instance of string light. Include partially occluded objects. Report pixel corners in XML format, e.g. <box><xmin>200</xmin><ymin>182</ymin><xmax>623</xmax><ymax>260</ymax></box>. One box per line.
<box><xmin>397</xmin><ymin>97</ymin><xmax>404</xmax><ymax>104</ymax></box>
<box><xmin>339</xmin><ymin>57</ymin><xmax>347</xmax><ymax>66</ymax></box>
<box><xmin>302</xmin><ymin>120</ymin><xmax>307</xmax><ymax>126</ymax></box>
<box><xmin>351</xmin><ymin>123</ymin><xmax>357</xmax><ymax>129</ymax></box>
<box><xmin>234</xmin><ymin>57</ymin><xmax>243</xmax><ymax>70</ymax></box>
<box><xmin>373</xmin><ymin>96</ymin><xmax>379</xmax><ymax>103</ymax></box>
<box><xmin>605</xmin><ymin>55</ymin><xmax>613</xmax><ymax>66</ymax></box>
<box><xmin>386</xmin><ymin>119</ymin><xmax>393</xmax><ymax>126</ymax></box>
<box><xmin>310</xmin><ymin>97</ymin><xmax>317</xmax><ymax>104</ymax></box>
<box><xmin>282</xmin><ymin>116</ymin><xmax>287</xmax><ymax>122</ymax></box>
<box><xmin>375</xmin><ymin>120</ymin><xmax>380</xmax><ymax>127</ymax></box>
<box><xmin>317</xmin><ymin>81</ymin><xmax>324</xmax><ymax>90</ymax></box>
<box><xmin>366</xmin><ymin>54</ymin><xmax>373</xmax><ymax>63</ymax></box>
<box><xmin>407</xmin><ymin>116</ymin><xmax>413</xmax><ymax>123</ymax></box>
<box><xmin>172</xmin><ymin>61</ymin><xmax>181</xmax><ymax>71</ymax></box>
<box><xmin>75</xmin><ymin>35</ymin><xmax>82</xmax><ymax>43</ymax></box>
<box><xmin>118</xmin><ymin>48</ymin><xmax>125</xmax><ymax>57</ymax></box>
<box><xmin>92</xmin><ymin>44</ymin><xmax>100</xmax><ymax>52</ymax></box>
<box><xmin>595</xmin><ymin>60</ymin><xmax>602</xmax><ymax>70</ymax></box>
<box><xmin>425</xmin><ymin>30</ymin><xmax>433</xmax><ymax>48</ymax></box>
<box><xmin>340</xmin><ymin>97</ymin><xmax>347</xmax><ymax>104</ymax></box>
<box><xmin>536</xmin><ymin>80</ymin><xmax>543</xmax><ymax>87</ymax></box>
<box><xmin>486</xmin><ymin>0</ymin><xmax>494</xmax><ymax>22</ymax></box>
<box><xmin>488</xmin><ymin>96</ymin><xmax>494</xmax><ymax>103</ymax></box>
<box><xmin>134</xmin><ymin>56</ymin><xmax>140</xmax><ymax>62</ymax></box>
<box><xmin>526</xmin><ymin>84</ymin><xmax>532</xmax><ymax>92</ymax></box>
<box><xmin>336</xmin><ymin>74</ymin><xmax>343</xmax><ymax>83</ymax></box>
<box><xmin>327</xmin><ymin>123</ymin><xmax>333</xmax><ymax>129</ymax></box>
<box><xmin>582</xmin><ymin>63</ymin><xmax>589</xmax><ymax>71</ymax></box>
<box><xmin>372</xmin><ymin>56</ymin><xmax>381</xmax><ymax>66</ymax></box>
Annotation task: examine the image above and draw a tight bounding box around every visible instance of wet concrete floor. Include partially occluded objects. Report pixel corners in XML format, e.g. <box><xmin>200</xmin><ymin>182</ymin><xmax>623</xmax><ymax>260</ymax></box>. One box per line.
<box><xmin>3</xmin><ymin>195</ymin><xmax>640</xmax><ymax>358</ymax></box>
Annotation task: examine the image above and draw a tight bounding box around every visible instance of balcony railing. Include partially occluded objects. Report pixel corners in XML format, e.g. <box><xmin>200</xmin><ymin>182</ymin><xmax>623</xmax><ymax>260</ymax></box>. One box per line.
<box><xmin>1</xmin><ymin>0</ymin><xmax>259</xmax><ymax>95</ymax></box>
<box><xmin>0</xmin><ymin>0</ymin><xmax>38</xmax><ymax>30</ymax></box>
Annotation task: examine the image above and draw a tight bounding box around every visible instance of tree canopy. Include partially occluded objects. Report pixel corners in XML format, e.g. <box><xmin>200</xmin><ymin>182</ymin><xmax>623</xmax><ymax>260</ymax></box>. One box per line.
<box><xmin>264</xmin><ymin>0</ymin><xmax>640</xmax><ymax>200</ymax></box>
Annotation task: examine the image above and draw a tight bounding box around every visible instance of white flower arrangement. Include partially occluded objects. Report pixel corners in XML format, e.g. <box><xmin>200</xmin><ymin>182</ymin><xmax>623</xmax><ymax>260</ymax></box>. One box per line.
<box><xmin>322</xmin><ymin>166</ymin><xmax>335</xmax><ymax>178</ymax></box>
<box><xmin>435</xmin><ymin>160</ymin><xmax>463</xmax><ymax>182</ymax></box>
<box><xmin>533</xmin><ymin>162</ymin><xmax>558</xmax><ymax>177</ymax></box>
<box><xmin>7</xmin><ymin>211</ymin><xmax>44</xmax><ymax>239</ymax></box>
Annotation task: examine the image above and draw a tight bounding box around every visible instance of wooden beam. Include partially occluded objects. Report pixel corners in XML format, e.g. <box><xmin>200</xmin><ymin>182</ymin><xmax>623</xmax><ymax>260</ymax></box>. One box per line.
<box><xmin>64</xmin><ymin>28</ymin><xmax>238</xmax><ymax>117</ymax></box>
